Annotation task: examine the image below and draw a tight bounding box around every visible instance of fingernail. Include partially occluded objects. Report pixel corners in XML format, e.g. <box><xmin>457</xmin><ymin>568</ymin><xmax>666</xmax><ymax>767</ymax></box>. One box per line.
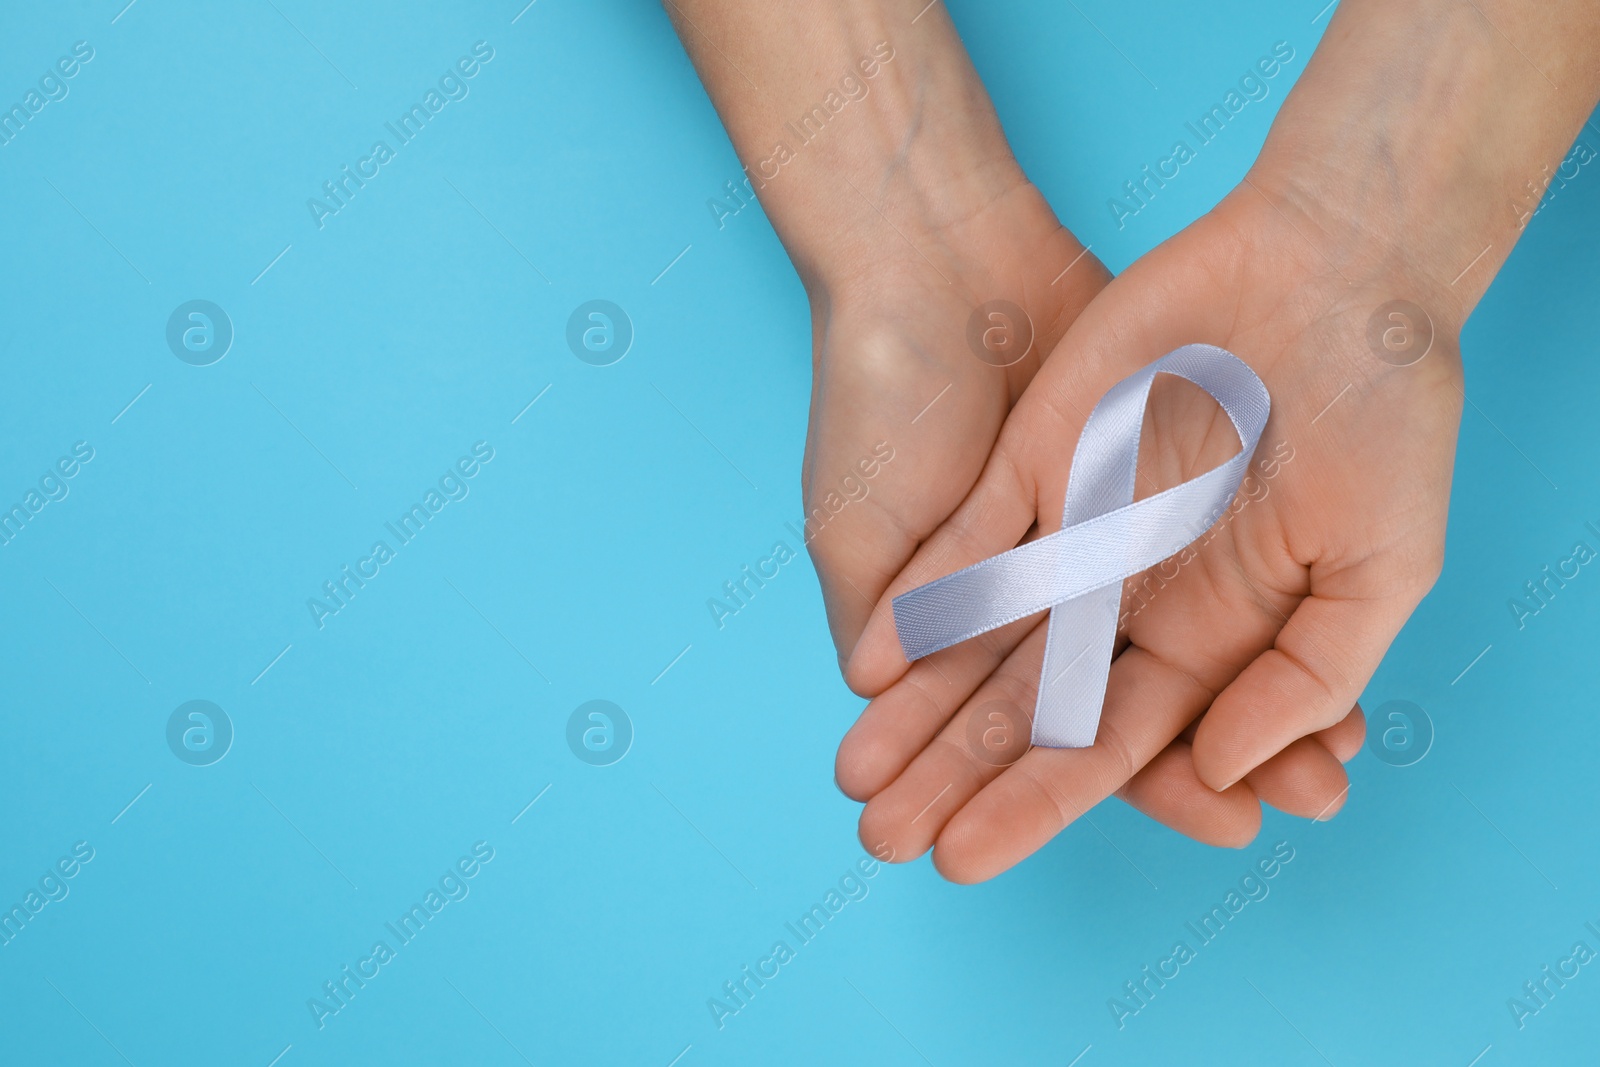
<box><xmin>1314</xmin><ymin>784</ymin><xmax>1351</xmax><ymax>821</ymax></box>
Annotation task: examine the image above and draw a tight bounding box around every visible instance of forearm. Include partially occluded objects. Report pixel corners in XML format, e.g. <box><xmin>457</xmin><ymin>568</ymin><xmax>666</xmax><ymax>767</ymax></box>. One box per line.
<box><xmin>661</xmin><ymin>0</ymin><xmax>1031</xmax><ymax>292</ymax></box>
<box><xmin>1250</xmin><ymin>0</ymin><xmax>1600</xmax><ymax>327</ymax></box>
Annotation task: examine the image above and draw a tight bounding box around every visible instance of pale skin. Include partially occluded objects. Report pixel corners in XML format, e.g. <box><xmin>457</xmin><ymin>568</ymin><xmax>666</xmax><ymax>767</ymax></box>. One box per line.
<box><xmin>666</xmin><ymin>0</ymin><xmax>1600</xmax><ymax>880</ymax></box>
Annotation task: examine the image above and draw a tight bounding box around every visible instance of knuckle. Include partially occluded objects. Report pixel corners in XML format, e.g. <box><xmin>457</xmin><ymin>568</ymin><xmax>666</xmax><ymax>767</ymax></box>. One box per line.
<box><xmin>1093</xmin><ymin>719</ymin><xmax>1142</xmax><ymax>791</ymax></box>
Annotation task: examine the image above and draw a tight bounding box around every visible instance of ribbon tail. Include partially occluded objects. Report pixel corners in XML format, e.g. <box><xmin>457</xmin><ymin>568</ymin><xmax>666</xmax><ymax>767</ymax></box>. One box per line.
<box><xmin>1034</xmin><ymin>584</ymin><xmax>1120</xmax><ymax>747</ymax></box>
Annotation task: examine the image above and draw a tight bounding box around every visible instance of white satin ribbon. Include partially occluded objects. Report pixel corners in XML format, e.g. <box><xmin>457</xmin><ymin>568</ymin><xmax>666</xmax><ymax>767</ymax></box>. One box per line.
<box><xmin>892</xmin><ymin>344</ymin><xmax>1270</xmax><ymax>748</ymax></box>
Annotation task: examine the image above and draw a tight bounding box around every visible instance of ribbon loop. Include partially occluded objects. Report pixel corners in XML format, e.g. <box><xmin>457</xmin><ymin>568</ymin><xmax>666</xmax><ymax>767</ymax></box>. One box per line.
<box><xmin>892</xmin><ymin>344</ymin><xmax>1270</xmax><ymax>748</ymax></box>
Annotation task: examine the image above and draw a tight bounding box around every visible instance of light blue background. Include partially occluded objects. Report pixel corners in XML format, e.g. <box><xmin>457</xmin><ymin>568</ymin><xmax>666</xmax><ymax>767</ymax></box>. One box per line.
<box><xmin>2</xmin><ymin>1</ymin><xmax>1597</xmax><ymax>1064</ymax></box>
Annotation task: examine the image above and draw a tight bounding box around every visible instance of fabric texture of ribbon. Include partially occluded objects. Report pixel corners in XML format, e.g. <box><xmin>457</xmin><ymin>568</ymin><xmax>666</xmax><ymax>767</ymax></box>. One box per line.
<box><xmin>891</xmin><ymin>344</ymin><xmax>1271</xmax><ymax>748</ymax></box>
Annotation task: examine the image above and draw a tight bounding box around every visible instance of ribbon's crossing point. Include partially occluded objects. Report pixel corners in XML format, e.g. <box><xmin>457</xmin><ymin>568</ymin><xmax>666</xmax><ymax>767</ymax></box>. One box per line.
<box><xmin>892</xmin><ymin>344</ymin><xmax>1270</xmax><ymax>748</ymax></box>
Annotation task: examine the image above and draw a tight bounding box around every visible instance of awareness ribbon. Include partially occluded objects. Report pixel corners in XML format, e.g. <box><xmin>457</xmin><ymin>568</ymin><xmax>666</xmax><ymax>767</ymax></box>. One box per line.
<box><xmin>892</xmin><ymin>344</ymin><xmax>1270</xmax><ymax>748</ymax></box>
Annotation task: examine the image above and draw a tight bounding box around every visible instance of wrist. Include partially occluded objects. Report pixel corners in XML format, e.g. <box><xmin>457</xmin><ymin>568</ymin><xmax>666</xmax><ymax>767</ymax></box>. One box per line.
<box><xmin>676</xmin><ymin>2</ymin><xmax>1033</xmax><ymax>295</ymax></box>
<box><xmin>770</xmin><ymin>135</ymin><xmax>1033</xmax><ymax>300</ymax></box>
<box><xmin>754</xmin><ymin>45</ymin><xmax>1032</xmax><ymax>297</ymax></box>
<box><xmin>1241</xmin><ymin>0</ymin><xmax>1600</xmax><ymax>331</ymax></box>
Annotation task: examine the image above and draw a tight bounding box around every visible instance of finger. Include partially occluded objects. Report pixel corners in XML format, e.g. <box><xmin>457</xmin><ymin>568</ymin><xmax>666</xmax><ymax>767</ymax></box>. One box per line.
<box><xmin>929</xmin><ymin>643</ymin><xmax>1219</xmax><ymax>884</ymax></box>
<box><xmin>1192</xmin><ymin>591</ymin><xmax>1414</xmax><ymax>791</ymax></box>
<box><xmin>835</xmin><ymin>612</ymin><xmax>1041</xmax><ymax>801</ymax></box>
<box><xmin>1244</xmin><ymin>736</ymin><xmax>1351</xmax><ymax>821</ymax></box>
<box><xmin>1315</xmin><ymin>702</ymin><xmax>1366</xmax><ymax>763</ymax></box>
<box><xmin>1115</xmin><ymin>740</ymin><xmax>1262</xmax><ymax>847</ymax></box>
<box><xmin>837</xmin><ymin>530</ymin><xmax>1153</xmax><ymax>802</ymax></box>
<box><xmin>844</xmin><ymin>444</ymin><xmax>1038</xmax><ymax>696</ymax></box>
<box><xmin>1120</xmin><ymin>706</ymin><xmax>1359</xmax><ymax>839</ymax></box>
<box><xmin>856</xmin><ymin>621</ymin><xmax>1049</xmax><ymax>864</ymax></box>
<box><xmin>805</xmin><ymin>514</ymin><xmax>908</xmax><ymax>676</ymax></box>
<box><xmin>802</xmin><ymin>354</ymin><xmax>1002</xmax><ymax>671</ymax></box>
